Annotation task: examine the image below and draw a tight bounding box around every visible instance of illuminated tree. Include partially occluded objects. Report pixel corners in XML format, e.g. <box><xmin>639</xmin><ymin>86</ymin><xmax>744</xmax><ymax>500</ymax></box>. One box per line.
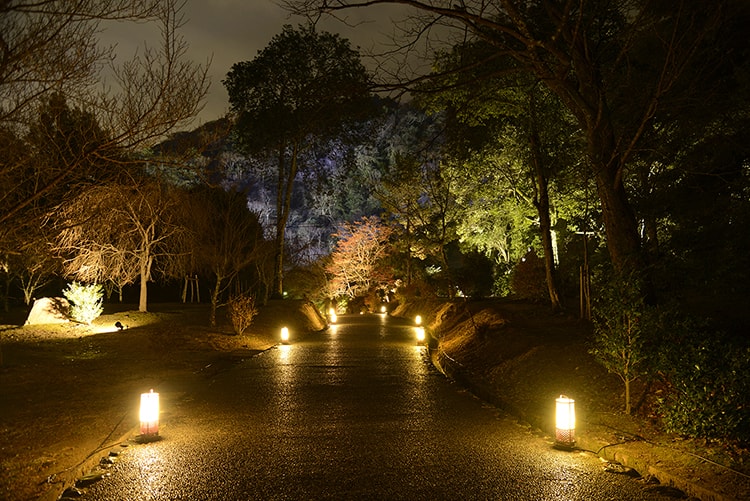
<box><xmin>418</xmin><ymin>44</ymin><xmax>583</xmax><ymax>310</ymax></box>
<box><xmin>326</xmin><ymin>216</ymin><xmax>393</xmax><ymax>299</ymax></box>
<box><xmin>285</xmin><ymin>0</ymin><xmax>744</xmax><ymax>294</ymax></box>
<box><xmin>366</xmin><ymin>104</ymin><xmax>459</xmax><ymax>290</ymax></box>
<box><xmin>224</xmin><ymin>24</ymin><xmax>373</xmax><ymax>298</ymax></box>
<box><xmin>53</xmin><ymin>177</ymin><xmax>189</xmax><ymax>312</ymax></box>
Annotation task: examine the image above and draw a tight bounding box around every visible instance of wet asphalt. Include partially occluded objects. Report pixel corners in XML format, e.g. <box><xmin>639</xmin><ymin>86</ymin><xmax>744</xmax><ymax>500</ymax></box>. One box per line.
<box><xmin>83</xmin><ymin>313</ymin><xmax>673</xmax><ymax>500</ymax></box>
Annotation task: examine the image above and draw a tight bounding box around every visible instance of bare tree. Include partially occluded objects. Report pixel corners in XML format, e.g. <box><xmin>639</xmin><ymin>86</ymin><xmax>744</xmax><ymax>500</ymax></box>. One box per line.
<box><xmin>53</xmin><ymin>177</ymin><xmax>189</xmax><ymax>312</ymax></box>
<box><xmin>184</xmin><ymin>187</ymin><xmax>269</xmax><ymax>327</ymax></box>
<box><xmin>0</xmin><ymin>0</ymin><xmax>209</xmax><ymax>231</ymax></box>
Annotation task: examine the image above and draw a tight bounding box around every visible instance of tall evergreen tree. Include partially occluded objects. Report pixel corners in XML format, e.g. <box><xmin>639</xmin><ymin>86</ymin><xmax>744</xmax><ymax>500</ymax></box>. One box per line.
<box><xmin>224</xmin><ymin>24</ymin><xmax>373</xmax><ymax>298</ymax></box>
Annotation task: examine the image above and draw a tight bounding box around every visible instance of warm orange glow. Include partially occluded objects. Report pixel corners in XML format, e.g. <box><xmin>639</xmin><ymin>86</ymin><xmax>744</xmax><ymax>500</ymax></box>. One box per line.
<box><xmin>555</xmin><ymin>395</ymin><xmax>575</xmax><ymax>446</ymax></box>
<box><xmin>380</xmin><ymin>305</ymin><xmax>386</xmax><ymax>313</ymax></box>
<box><xmin>140</xmin><ymin>390</ymin><xmax>159</xmax><ymax>436</ymax></box>
<box><xmin>415</xmin><ymin>326</ymin><xmax>425</xmax><ymax>343</ymax></box>
<box><xmin>415</xmin><ymin>315</ymin><xmax>422</xmax><ymax>326</ymax></box>
<box><xmin>280</xmin><ymin>326</ymin><xmax>290</xmax><ymax>343</ymax></box>
<box><xmin>330</xmin><ymin>312</ymin><xmax>338</xmax><ymax>323</ymax></box>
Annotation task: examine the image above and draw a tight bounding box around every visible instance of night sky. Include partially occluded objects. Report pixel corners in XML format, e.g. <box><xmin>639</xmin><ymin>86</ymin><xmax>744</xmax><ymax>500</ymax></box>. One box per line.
<box><xmin>101</xmin><ymin>0</ymin><xmax>411</xmax><ymax>125</ymax></box>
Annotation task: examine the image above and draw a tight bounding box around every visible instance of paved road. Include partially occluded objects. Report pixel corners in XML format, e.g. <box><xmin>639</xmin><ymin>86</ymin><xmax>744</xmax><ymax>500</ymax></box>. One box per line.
<box><xmin>85</xmin><ymin>313</ymin><xmax>671</xmax><ymax>500</ymax></box>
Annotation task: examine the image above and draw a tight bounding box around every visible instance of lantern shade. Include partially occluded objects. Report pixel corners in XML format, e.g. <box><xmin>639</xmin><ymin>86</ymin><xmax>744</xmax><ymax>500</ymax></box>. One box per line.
<box><xmin>140</xmin><ymin>389</ymin><xmax>159</xmax><ymax>436</ymax></box>
<box><xmin>280</xmin><ymin>326</ymin><xmax>290</xmax><ymax>343</ymax></box>
<box><xmin>555</xmin><ymin>395</ymin><xmax>575</xmax><ymax>446</ymax></box>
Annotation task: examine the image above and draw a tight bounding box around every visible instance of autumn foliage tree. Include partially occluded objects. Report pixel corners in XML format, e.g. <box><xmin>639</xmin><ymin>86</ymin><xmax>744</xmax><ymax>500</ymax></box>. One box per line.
<box><xmin>326</xmin><ymin>216</ymin><xmax>393</xmax><ymax>300</ymax></box>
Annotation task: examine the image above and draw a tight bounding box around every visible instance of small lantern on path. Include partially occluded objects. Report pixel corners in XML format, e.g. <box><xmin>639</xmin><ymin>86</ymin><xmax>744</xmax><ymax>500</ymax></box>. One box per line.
<box><xmin>139</xmin><ymin>389</ymin><xmax>159</xmax><ymax>437</ymax></box>
<box><xmin>555</xmin><ymin>395</ymin><xmax>576</xmax><ymax>448</ymax></box>
<box><xmin>415</xmin><ymin>326</ymin><xmax>426</xmax><ymax>344</ymax></box>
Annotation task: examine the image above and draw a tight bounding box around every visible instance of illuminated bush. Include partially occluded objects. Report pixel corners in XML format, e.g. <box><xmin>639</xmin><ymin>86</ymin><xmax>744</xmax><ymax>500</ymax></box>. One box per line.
<box><xmin>227</xmin><ymin>294</ymin><xmax>258</xmax><ymax>335</ymax></box>
<box><xmin>62</xmin><ymin>282</ymin><xmax>103</xmax><ymax>325</ymax></box>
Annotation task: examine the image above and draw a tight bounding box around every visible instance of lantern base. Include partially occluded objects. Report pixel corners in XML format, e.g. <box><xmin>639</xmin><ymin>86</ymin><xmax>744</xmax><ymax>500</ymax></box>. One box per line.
<box><xmin>553</xmin><ymin>440</ymin><xmax>577</xmax><ymax>451</ymax></box>
<box><xmin>554</xmin><ymin>428</ymin><xmax>576</xmax><ymax>450</ymax></box>
<box><xmin>136</xmin><ymin>431</ymin><xmax>162</xmax><ymax>443</ymax></box>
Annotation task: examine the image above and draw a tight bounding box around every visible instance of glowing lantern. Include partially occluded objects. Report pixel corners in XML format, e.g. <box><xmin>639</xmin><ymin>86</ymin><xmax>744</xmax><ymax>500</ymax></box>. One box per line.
<box><xmin>329</xmin><ymin>311</ymin><xmax>338</xmax><ymax>324</ymax></box>
<box><xmin>415</xmin><ymin>315</ymin><xmax>422</xmax><ymax>326</ymax></box>
<box><xmin>555</xmin><ymin>395</ymin><xmax>576</xmax><ymax>447</ymax></box>
<box><xmin>415</xmin><ymin>326</ymin><xmax>426</xmax><ymax>344</ymax></box>
<box><xmin>139</xmin><ymin>389</ymin><xmax>159</xmax><ymax>436</ymax></box>
<box><xmin>280</xmin><ymin>326</ymin><xmax>290</xmax><ymax>344</ymax></box>
<box><xmin>380</xmin><ymin>305</ymin><xmax>386</xmax><ymax>314</ymax></box>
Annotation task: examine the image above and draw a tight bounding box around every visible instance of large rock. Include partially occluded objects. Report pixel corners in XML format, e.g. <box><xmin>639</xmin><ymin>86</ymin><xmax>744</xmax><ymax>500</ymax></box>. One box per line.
<box><xmin>25</xmin><ymin>297</ymin><xmax>70</xmax><ymax>325</ymax></box>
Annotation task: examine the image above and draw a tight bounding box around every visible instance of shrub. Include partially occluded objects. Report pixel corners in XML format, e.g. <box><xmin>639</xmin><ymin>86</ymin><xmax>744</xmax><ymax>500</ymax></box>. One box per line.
<box><xmin>227</xmin><ymin>294</ymin><xmax>258</xmax><ymax>335</ymax></box>
<box><xmin>657</xmin><ymin>325</ymin><xmax>750</xmax><ymax>443</ymax></box>
<box><xmin>589</xmin><ymin>273</ymin><xmax>652</xmax><ymax>415</ymax></box>
<box><xmin>62</xmin><ymin>282</ymin><xmax>103</xmax><ymax>325</ymax></box>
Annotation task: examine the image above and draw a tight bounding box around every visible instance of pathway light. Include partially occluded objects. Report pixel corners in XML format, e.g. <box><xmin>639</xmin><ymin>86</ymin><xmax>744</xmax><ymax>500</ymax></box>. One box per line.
<box><xmin>139</xmin><ymin>389</ymin><xmax>159</xmax><ymax>437</ymax></box>
<box><xmin>280</xmin><ymin>326</ymin><xmax>290</xmax><ymax>344</ymax></box>
<box><xmin>555</xmin><ymin>395</ymin><xmax>576</xmax><ymax>448</ymax></box>
<box><xmin>415</xmin><ymin>326</ymin><xmax>426</xmax><ymax>344</ymax></box>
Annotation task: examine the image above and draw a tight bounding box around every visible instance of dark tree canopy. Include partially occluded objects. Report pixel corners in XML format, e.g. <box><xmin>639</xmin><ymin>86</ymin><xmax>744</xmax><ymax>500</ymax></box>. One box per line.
<box><xmin>224</xmin><ymin>24</ymin><xmax>373</xmax><ymax>155</ymax></box>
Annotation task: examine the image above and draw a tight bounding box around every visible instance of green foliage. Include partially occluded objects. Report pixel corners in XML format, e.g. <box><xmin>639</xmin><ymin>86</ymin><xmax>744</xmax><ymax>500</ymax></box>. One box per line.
<box><xmin>589</xmin><ymin>273</ymin><xmax>652</xmax><ymax>414</ymax></box>
<box><xmin>227</xmin><ymin>294</ymin><xmax>258</xmax><ymax>336</ymax></box>
<box><xmin>657</xmin><ymin>322</ymin><xmax>750</xmax><ymax>442</ymax></box>
<box><xmin>491</xmin><ymin>262</ymin><xmax>513</xmax><ymax>297</ymax></box>
<box><xmin>62</xmin><ymin>282</ymin><xmax>103</xmax><ymax>325</ymax></box>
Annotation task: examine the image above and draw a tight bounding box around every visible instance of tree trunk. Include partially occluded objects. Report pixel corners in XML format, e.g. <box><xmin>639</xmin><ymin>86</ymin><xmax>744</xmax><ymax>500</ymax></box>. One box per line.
<box><xmin>210</xmin><ymin>276</ymin><xmax>223</xmax><ymax>327</ymax></box>
<box><xmin>624</xmin><ymin>378</ymin><xmax>632</xmax><ymax>415</ymax></box>
<box><xmin>536</xmin><ymin>183</ymin><xmax>563</xmax><ymax>311</ymax></box>
<box><xmin>138</xmin><ymin>255</ymin><xmax>152</xmax><ymax>312</ymax></box>
<box><xmin>593</xmin><ymin>162</ymin><xmax>647</xmax><ymax>278</ymax></box>
<box><xmin>547</xmin><ymin>64</ymin><xmax>649</xmax><ymax>292</ymax></box>
<box><xmin>528</xmin><ymin>115</ymin><xmax>563</xmax><ymax>312</ymax></box>
<box><xmin>271</xmin><ymin>141</ymin><xmax>299</xmax><ymax>298</ymax></box>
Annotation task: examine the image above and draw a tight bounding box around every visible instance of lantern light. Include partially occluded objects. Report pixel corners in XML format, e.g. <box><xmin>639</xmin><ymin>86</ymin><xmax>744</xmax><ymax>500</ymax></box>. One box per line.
<box><xmin>380</xmin><ymin>305</ymin><xmax>386</xmax><ymax>314</ymax></box>
<box><xmin>555</xmin><ymin>395</ymin><xmax>576</xmax><ymax>448</ymax></box>
<box><xmin>139</xmin><ymin>389</ymin><xmax>159</xmax><ymax>437</ymax></box>
<box><xmin>415</xmin><ymin>315</ymin><xmax>422</xmax><ymax>326</ymax></box>
<box><xmin>415</xmin><ymin>326</ymin><xmax>426</xmax><ymax>344</ymax></box>
<box><xmin>329</xmin><ymin>311</ymin><xmax>337</xmax><ymax>324</ymax></box>
<box><xmin>280</xmin><ymin>326</ymin><xmax>290</xmax><ymax>344</ymax></box>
